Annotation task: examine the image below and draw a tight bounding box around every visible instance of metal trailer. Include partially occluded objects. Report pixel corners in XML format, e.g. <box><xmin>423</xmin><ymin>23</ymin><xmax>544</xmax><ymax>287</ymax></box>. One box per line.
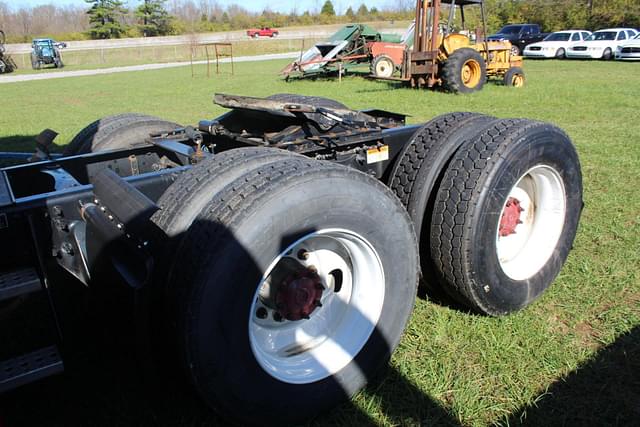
<box><xmin>0</xmin><ymin>94</ymin><xmax>583</xmax><ymax>426</ymax></box>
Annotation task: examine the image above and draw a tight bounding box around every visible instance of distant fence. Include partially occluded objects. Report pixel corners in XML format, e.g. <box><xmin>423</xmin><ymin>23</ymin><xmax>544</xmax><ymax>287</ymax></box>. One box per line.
<box><xmin>8</xmin><ymin>37</ymin><xmax>324</xmax><ymax>69</ymax></box>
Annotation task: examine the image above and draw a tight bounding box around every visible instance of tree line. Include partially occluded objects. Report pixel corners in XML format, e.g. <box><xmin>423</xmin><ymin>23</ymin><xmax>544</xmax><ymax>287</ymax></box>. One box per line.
<box><xmin>0</xmin><ymin>0</ymin><xmax>638</xmax><ymax>43</ymax></box>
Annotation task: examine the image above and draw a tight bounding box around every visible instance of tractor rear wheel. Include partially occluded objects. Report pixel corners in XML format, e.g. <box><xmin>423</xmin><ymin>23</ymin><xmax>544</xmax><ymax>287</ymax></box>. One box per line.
<box><xmin>503</xmin><ymin>67</ymin><xmax>525</xmax><ymax>87</ymax></box>
<box><xmin>441</xmin><ymin>48</ymin><xmax>487</xmax><ymax>94</ymax></box>
<box><xmin>371</xmin><ymin>55</ymin><xmax>395</xmax><ymax>78</ymax></box>
<box><xmin>430</xmin><ymin>119</ymin><xmax>583</xmax><ymax>315</ymax></box>
<box><xmin>30</xmin><ymin>54</ymin><xmax>39</xmax><ymax>70</ymax></box>
<box><xmin>157</xmin><ymin>156</ymin><xmax>418</xmax><ymax>426</ymax></box>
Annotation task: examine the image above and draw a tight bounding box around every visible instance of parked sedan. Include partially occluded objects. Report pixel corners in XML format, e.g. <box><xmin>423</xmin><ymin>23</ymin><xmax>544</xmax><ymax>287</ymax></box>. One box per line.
<box><xmin>524</xmin><ymin>30</ymin><xmax>591</xmax><ymax>58</ymax></box>
<box><xmin>616</xmin><ymin>33</ymin><xmax>640</xmax><ymax>60</ymax></box>
<box><xmin>566</xmin><ymin>28</ymin><xmax>639</xmax><ymax>60</ymax></box>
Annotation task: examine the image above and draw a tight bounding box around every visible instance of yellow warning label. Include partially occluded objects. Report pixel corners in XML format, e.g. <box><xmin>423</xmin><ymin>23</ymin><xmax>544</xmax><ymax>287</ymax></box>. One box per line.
<box><xmin>366</xmin><ymin>146</ymin><xmax>389</xmax><ymax>164</ymax></box>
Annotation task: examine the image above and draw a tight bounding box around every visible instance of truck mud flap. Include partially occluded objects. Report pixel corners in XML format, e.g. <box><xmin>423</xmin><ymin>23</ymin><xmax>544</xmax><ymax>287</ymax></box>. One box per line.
<box><xmin>83</xmin><ymin>169</ymin><xmax>160</xmax><ymax>289</ymax></box>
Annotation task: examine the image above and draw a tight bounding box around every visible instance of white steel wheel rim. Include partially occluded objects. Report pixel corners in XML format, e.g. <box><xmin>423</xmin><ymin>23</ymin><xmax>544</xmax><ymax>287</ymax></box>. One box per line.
<box><xmin>249</xmin><ymin>229</ymin><xmax>385</xmax><ymax>384</ymax></box>
<box><xmin>496</xmin><ymin>165</ymin><xmax>567</xmax><ymax>281</ymax></box>
<box><xmin>375</xmin><ymin>59</ymin><xmax>393</xmax><ymax>78</ymax></box>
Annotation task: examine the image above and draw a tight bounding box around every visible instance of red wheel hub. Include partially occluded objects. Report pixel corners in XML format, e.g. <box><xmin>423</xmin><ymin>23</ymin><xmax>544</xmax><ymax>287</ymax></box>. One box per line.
<box><xmin>276</xmin><ymin>269</ymin><xmax>323</xmax><ymax>321</ymax></box>
<box><xmin>499</xmin><ymin>197</ymin><xmax>524</xmax><ymax>237</ymax></box>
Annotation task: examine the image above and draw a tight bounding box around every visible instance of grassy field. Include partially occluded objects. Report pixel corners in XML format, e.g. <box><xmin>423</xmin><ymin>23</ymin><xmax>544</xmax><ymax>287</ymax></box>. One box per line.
<box><xmin>0</xmin><ymin>59</ymin><xmax>639</xmax><ymax>426</ymax></box>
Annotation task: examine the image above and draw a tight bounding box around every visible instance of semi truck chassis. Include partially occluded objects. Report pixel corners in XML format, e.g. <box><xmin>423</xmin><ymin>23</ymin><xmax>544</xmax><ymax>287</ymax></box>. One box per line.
<box><xmin>0</xmin><ymin>93</ymin><xmax>583</xmax><ymax>426</ymax></box>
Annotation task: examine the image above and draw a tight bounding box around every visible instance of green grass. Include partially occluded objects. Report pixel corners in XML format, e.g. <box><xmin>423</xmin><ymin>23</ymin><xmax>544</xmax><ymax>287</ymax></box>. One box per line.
<box><xmin>0</xmin><ymin>59</ymin><xmax>639</xmax><ymax>426</ymax></box>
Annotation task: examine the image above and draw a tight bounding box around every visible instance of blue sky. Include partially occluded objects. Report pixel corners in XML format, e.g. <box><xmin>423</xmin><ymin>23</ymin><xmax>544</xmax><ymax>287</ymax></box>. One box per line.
<box><xmin>4</xmin><ymin>0</ymin><xmax>395</xmax><ymax>14</ymax></box>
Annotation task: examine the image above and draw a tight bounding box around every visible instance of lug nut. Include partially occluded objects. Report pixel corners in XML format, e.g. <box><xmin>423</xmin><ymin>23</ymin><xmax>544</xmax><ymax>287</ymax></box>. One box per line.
<box><xmin>297</xmin><ymin>249</ymin><xmax>309</xmax><ymax>260</ymax></box>
<box><xmin>273</xmin><ymin>312</ymin><xmax>283</xmax><ymax>322</ymax></box>
<box><xmin>61</xmin><ymin>242</ymin><xmax>74</xmax><ymax>255</ymax></box>
<box><xmin>256</xmin><ymin>307</ymin><xmax>268</xmax><ymax>319</ymax></box>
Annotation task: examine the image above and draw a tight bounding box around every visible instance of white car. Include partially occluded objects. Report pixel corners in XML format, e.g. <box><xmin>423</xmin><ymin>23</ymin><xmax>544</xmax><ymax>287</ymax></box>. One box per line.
<box><xmin>524</xmin><ymin>30</ymin><xmax>591</xmax><ymax>59</ymax></box>
<box><xmin>566</xmin><ymin>28</ymin><xmax>639</xmax><ymax>60</ymax></box>
<box><xmin>616</xmin><ymin>33</ymin><xmax>640</xmax><ymax>60</ymax></box>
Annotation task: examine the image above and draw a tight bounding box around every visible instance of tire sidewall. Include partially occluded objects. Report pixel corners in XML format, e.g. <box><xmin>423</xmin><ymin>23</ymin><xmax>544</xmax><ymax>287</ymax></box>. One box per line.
<box><xmin>182</xmin><ymin>174</ymin><xmax>417</xmax><ymax>423</ymax></box>
<box><xmin>467</xmin><ymin>127</ymin><xmax>582</xmax><ymax>314</ymax></box>
<box><xmin>88</xmin><ymin>120</ymin><xmax>177</xmax><ymax>152</ymax></box>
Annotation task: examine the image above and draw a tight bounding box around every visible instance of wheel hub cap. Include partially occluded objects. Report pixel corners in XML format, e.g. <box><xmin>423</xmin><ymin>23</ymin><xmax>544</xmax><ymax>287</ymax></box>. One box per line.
<box><xmin>461</xmin><ymin>60</ymin><xmax>481</xmax><ymax>87</ymax></box>
<box><xmin>499</xmin><ymin>197</ymin><xmax>524</xmax><ymax>236</ymax></box>
<box><xmin>276</xmin><ymin>269</ymin><xmax>323</xmax><ymax>321</ymax></box>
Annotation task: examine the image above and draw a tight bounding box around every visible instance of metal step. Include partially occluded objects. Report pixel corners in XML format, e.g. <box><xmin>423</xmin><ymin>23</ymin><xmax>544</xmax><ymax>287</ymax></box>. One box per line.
<box><xmin>0</xmin><ymin>268</ymin><xmax>42</xmax><ymax>302</ymax></box>
<box><xmin>0</xmin><ymin>346</ymin><xmax>64</xmax><ymax>393</ymax></box>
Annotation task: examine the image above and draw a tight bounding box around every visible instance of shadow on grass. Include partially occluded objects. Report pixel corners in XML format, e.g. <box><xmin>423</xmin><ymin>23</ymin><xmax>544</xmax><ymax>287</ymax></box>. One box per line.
<box><xmin>506</xmin><ymin>325</ymin><xmax>640</xmax><ymax>426</ymax></box>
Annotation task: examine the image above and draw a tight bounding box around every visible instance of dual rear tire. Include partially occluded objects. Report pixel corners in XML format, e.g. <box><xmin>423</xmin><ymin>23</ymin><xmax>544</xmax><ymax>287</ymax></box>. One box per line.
<box><xmin>151</xmin><ymin>149</ymin><xmax>419</xmax><ymax>426</ymax></box>
<box><xmin>390</xmin><ymin>114</ymin><xmax>582</xmax><ymax>315</ymax></box>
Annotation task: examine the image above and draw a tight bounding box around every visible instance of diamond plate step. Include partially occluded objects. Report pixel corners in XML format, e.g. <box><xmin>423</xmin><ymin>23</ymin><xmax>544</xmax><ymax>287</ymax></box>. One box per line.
<box><xmin>0</xmin><ymin>346</ymin><xmax>64</xmax><ymax>393</ymax></box>
<box><xmin>0</xmin><ymin>268</ymin><xmax>42</xmax><ymax>302</ymax></box>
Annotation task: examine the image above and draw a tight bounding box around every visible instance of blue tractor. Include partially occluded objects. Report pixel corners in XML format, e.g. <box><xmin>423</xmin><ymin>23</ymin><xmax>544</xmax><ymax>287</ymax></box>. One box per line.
<box><xmin>30</xmin><ymin>38</ymin><xmax>66</xmax><ymax>69</ymax></box>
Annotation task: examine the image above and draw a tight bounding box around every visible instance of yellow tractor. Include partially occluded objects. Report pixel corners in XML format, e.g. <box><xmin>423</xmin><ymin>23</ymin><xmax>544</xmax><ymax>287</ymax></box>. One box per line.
<box><xmin>372</xmin><ymin>0</ymin><xmax>525</xmax><ymax>93</ymax></box>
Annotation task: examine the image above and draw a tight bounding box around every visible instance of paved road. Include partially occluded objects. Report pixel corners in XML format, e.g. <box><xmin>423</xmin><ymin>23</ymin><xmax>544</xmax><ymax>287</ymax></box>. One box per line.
<box><xmin>0</xmin><ymin>52</ymin><xmax>300</xmax><ymax>84</ymax></box>
<box><xmin>5</xmin><ymin>24</ymin><xmax>405</xmax><ymax>54</ymax></box>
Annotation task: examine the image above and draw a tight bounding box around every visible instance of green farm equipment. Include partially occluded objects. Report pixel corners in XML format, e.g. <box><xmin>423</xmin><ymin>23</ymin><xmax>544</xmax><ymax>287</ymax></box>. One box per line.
<box><xmin>282</xmin><ymin>24</ymin><xmax>402</xmax><ymax>79</ymax></box>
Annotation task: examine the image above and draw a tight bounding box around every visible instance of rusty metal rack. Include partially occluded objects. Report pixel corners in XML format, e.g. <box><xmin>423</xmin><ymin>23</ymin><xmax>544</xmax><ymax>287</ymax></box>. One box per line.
<box><xmin>191</xmin><ymin>42</ymin><xmax>234</xmax><ymax>77</ymax></box>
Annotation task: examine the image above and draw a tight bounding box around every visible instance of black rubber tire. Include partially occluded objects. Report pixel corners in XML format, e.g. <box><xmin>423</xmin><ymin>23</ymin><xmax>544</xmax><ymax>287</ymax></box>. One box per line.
<box><xmin>160</xmin><ymin>158</ymin><xmax>418</xmax><ymax>426</ymax></box>
<box><xmin>65</xmin><ymin>114</ymin><xmax>180</xmax><ymax>155</ymax></box>
<box><xmin>153</xmin><ymin>147</ymin><xmax>297</xmax><ymax>240</ymax></box>
<box><xmin>371</xmin><ymin>54</ymin><xmax>395</xmax><ymax>78</ymax></box>
<box><xmin>30</xmin><ymin>54</ymin><xmax>38</xmax><ymax>70</ymax></box>
<box><xmin>89</xmin><ymin>117</ymin><xmax>178</xmax><ymax>153</ymax></box>
<box><xmin>442</xmin><ymin>48</ymin><xmax>487</xmax><ymax>94</ymax></box>
<box><xmin>555</xmin><ymin>48</ymin><xmax>566</xmax><ymax>59</ymax></box>
<box><xmin>0</xmin><ymin>30</ymin><xmax>5</xmax><ymax>46</ymax></box>
<box><xmin>602</xmin><ymin>48</ymin><xmax>613</xmax><ymax>60</ymax></box>
<box><xmin>266</xmin><ymin>93</ymin><xmax>347</xmax><ymax>109</ymax></box>
<box><xmin>510</xmin><ymin>44</ymin><xmax>521</xmax><ymax>56</ymax></box>
<box><xmin>389</xmin><ymin>113</ymin><xmax>496</xmax><ymax>289</ymax></box>
<box><xmin>430</xmin><ymin>119</ymin><xmax>583</xmax><ymax>316</ymax></box>
<box><xmin>503</xmin><ymin>66</ymin><xmax>525</xmax><ymax>87</ymax></box>
<box><xmin>64</xmin><ymin>113</ymin><xmax>149</xmax><ymax>155</ymax></box>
